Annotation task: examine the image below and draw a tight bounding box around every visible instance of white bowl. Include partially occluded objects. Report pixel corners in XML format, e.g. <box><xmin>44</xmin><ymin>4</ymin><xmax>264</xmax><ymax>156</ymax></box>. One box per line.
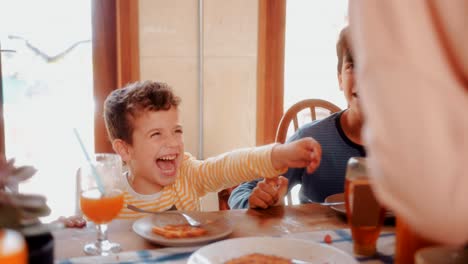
<box><xmin>415</xmin><ymin>246</ymin><xmax>468</xmax><ymax>264</ymax></box>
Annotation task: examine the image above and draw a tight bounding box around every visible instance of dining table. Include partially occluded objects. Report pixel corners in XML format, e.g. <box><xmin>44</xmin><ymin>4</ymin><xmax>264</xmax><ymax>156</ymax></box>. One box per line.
<box><xmin>53</xmin><ymin>203</ymin><xmax>395</xmax><ymax>263</ymax></box>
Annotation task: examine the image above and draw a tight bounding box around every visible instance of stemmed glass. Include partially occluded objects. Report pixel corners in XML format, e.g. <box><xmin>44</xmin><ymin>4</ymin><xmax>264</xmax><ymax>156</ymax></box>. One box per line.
<box><xmin>79</xmin><ymin>153</ymin><xmax>124</xmax><ymax>256</ymax></box>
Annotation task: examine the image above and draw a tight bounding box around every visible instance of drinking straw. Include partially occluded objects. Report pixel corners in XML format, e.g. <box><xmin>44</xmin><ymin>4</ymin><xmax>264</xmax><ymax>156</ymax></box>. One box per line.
<box><xmin>73</xmin><ymin>128</ymin><xmax>106</xmax><ymax>195</ymax></box>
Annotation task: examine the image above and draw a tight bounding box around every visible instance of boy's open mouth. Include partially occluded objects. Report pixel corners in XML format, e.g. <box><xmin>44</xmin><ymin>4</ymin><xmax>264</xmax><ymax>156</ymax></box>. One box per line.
<box><xmin>156</xmin><ymin>154</ymin><xmax>178</xmax><ymax>176</ymax></box>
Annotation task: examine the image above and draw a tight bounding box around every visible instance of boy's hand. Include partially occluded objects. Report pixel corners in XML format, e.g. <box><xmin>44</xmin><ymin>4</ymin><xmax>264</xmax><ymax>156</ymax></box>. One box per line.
<box><xmin>271</xmin><ymin>137</ymin><xmax>322</xmax><ymax>174</ymax></box>
<box><xmin>249</xmin><ymin>176</ymin><xmax>288</xmax><ymax>209</ymax></box>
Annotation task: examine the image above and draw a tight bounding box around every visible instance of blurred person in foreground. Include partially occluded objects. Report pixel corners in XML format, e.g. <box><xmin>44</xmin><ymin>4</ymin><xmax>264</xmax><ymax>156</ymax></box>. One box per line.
<box><xmin>349</xmin><ymin>1</ymin><xmax>468</xmax><ymax>245</ymax></box>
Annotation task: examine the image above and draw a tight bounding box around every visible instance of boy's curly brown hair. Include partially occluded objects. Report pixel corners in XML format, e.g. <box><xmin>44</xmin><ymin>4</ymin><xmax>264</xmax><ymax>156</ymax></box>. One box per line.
<box><xmin>104</xmin><ymin>81</ymin><xmax>181</xmax><ymax>144</ymax></box>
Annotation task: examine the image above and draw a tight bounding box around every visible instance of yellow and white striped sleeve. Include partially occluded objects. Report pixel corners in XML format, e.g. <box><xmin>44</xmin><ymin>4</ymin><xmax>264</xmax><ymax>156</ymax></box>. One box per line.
<box><xmin>180</xmin><ymin>144</ymin><xmax>287</xmax><ymax>197</ymax></box>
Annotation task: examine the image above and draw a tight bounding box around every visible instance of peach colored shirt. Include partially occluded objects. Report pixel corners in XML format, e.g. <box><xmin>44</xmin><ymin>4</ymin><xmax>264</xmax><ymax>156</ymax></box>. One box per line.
<box><xmin>349</xmin><ymin>1</ymin><xmax>468</xmax><ymax>245</ymax></box>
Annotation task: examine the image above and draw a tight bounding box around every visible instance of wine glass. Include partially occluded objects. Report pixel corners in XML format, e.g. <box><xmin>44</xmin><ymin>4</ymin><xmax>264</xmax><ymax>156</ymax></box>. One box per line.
<box><xmin>79</xmin><ymin>153</ymin><xmax>123</xmax><ymax>256</ymax></box>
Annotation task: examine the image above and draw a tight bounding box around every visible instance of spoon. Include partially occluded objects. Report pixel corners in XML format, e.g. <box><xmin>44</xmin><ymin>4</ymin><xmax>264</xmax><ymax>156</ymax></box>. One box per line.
<box><xmin>126</xmin><ymin>204</ymin><xmax>202</xmax><ymax>227</ymax></box>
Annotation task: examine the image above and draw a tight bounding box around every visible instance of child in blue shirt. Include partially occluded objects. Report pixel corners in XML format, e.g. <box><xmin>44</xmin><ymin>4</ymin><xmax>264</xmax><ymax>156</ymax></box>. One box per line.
<box><xmin>229</xmin><ymin>26</ymin><xmax>366</xmax><ymax>209</ymax></box>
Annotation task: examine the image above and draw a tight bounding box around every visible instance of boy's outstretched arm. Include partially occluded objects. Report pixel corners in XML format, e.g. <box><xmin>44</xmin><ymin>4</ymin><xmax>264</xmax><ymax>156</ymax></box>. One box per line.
<box><xmin>271</xmin><ymin>137</ymin><xmax>322</xmax><ymax>174</ymax></box>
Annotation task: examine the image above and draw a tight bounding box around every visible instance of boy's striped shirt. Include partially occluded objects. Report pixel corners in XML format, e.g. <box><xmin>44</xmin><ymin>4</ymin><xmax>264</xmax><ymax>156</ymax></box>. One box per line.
<box><xmin>118</xmin><ymin>144</ymin><xmax>285</xmax><ymax>219</ymax></box>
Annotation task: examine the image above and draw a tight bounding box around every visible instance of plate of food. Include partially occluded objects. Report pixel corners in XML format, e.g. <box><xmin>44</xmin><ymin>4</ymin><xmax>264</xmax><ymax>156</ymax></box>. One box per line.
<box><xmin>132</xmin><ymin>211</ymin><xmax>233</xmax><ymax>247</ymax></box>
<box><xmin>187</xmin><ymin>236</ymin><xmax>358</xmax><ymax>264</ymax></box>
<box><xmin>325</xmin><ymin>193</ymin><xmax>395</xmax><ymax>218</ymax></box>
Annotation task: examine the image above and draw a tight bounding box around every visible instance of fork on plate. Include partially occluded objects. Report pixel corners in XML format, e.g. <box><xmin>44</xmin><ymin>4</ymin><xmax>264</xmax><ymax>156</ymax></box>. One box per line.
<box><xmin>305</xmin><ymin>198</ymin><xmax>345</xmax><ymax>206</ymax></box>
<box><xmin>126</xmin><ymin>204</ymin><xmax>202</xmax><ymax>227</ymax></box>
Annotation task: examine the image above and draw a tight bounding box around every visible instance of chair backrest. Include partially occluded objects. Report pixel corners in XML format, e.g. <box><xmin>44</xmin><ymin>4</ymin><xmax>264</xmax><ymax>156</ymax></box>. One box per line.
<box><xmin>75</xmin><ymin>168</ymin><xmax>83</xmax><ymax>216</ymax></box>
<box><xmin>275</xmin><ymin>99</ymin><xmax>341</xmax><ymax>205</ymax></box>
<box><xmin>275</xmin><ymin>99</ymin><xmax>342</xmax><ymax>143</ymax></box>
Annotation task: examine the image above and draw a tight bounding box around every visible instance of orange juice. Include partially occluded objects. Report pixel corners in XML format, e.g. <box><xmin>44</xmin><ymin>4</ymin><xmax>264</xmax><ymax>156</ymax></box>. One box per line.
<box><xmin>0</xmin><ymin>229</ymin><xmax>27</xmax><ymax>264</ymax></box>
<box><xmin>395</xmin><ymin>217</ymin><xmax>437</xmax><ymax>264</ymax></box>
<box><xmin>345</xmin><ymin>177</ymin><xmax>386</xmax><ymax>256</ymax></box>
<box><xmin>80</xmin><ymin>188</ymin><xmax>124</xmax><ymax>224</ymax></box>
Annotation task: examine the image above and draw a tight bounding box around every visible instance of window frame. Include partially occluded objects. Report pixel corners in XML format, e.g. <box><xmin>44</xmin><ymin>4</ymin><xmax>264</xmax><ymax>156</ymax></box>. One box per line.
<box><xmin>92</xmin><ymin>0</ymin><xmax>140</xmax><ymax>152</ymax></box>
<box><xmin>256</xmin><ymin>0</ymin><xmax>286</xmax><ymax>145</ymax></box>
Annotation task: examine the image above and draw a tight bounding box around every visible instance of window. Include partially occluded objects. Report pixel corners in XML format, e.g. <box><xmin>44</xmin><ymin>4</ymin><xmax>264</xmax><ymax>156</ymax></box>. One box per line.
<box><xmin>284</xmin><ymin>0</ymin><xmax>348</xmax><ymax>110</ymax></box>
<box><xmin>0</xmin><ymin>0</ymin><xmax>94</xmax><ymax>221</ymax></box>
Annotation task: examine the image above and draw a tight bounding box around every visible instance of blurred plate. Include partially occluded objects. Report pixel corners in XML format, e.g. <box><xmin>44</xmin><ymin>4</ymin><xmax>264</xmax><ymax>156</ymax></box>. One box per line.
<box><xmin>325</xmin><ymin>193</ymin><xmax>394</xmax><ymax>218</ymax></box>
<box><xmin>132</xmin><ymin>212</ymin><xmax>233</xmax><ymax>247</ymax></box>
<box><xmin>415</xmin><ymin>246</ymin><xmax>468</xmax><ymax>264</ymax></box>
<box><xmin>187</xmin><ymin>236</ymin><xmax>358</xmax><ymax>264</ymax></box>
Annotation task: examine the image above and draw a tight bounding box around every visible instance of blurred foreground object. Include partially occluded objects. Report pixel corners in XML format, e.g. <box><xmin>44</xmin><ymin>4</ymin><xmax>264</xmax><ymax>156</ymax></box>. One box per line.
<box><xmin>0</xmin><ymin>229</ymin><xmax>27</xmax><ymax>264</ymax></box>
<box><xmin>0</xmin><ymin>158</ymin><xmax>55</xmax><ymax>263</ymax></box>
<box><xmin>0</xmin><ymin>158</ymin><xmax>51</xmax><ymax>228</ymax></box>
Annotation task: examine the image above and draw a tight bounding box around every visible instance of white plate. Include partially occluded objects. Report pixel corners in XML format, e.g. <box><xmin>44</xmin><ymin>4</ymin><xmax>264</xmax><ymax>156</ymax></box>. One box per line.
<box><xmin>324</xmin><ymin>193</ymin><xmax>349</xmax><ymax>215</ymax></box>
<box><xmin>325</xmin><ymin>193</ymin><xmax>394</xmax><ymax>218</ymax></box>
<box><xmin>187</xmin><ymin>236</ymin><xmax>358</xmax><ymax>264</ymax></box>
<box><xmin>132</xmin><ymin>212</ymin><xmax>233</xmax><ymax>247</ymax></box>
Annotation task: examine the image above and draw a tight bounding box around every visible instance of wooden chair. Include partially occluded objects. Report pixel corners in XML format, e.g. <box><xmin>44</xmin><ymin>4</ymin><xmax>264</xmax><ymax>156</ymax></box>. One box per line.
<box><xmin>218</xmin><ymin>187</ymin><xmax>235</xmax><ymax>210</ymax></box>
<box><xmin>275</xmin><ymin>99</ymin><xmax>341</xmax><ymax>205</ymax></box>
<box><xmin>275</xmin><ymin>99</ymin><xmax>341</xmax><ymax>143</ymax></box>
<box><xmin>217</xmin><ymin>99</ymin><xmax>341</xmax><ymax>210</ymax></box>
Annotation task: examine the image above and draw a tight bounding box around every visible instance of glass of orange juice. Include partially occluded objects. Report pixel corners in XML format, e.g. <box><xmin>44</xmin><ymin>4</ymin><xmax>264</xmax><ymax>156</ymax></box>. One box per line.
<box><xmin>344</xmin><ymin>157</ymin><xmax>386</xmax><ymax>256</ymax></box>
<box><xmin>79</xmin><ymin>153</ymin><xmax>124</xmax><ymax>256</ymax></box>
